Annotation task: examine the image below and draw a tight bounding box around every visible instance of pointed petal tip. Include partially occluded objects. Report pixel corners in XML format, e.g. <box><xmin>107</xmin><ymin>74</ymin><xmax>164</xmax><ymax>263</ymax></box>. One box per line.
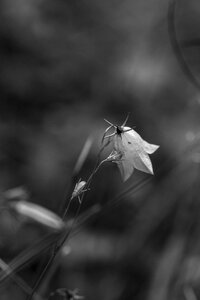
<box><xmin>150</xmin><ymin>144</ymin><xmax>160</xmax><ymax>151</ymax></box>
<box><xmin>122</xmin><ymin>175</ymin><xmax>129</xmax><ymax>182</ymax></box>
<box><xmin>120</xmin><ymin>169</ymin><xmax>132</xmax><ymax>182</ymax></box>
<box><xmin>144</xmin><ymin>142</ymin><xmax>160</xmax><ymax>154</ymax></box>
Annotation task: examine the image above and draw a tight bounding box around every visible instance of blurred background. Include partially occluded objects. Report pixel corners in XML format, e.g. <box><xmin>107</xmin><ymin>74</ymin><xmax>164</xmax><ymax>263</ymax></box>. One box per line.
<box><xmin>1</xmin><ymin>0</ymin><xmax>200</xmax><ymax>299</ymax></box>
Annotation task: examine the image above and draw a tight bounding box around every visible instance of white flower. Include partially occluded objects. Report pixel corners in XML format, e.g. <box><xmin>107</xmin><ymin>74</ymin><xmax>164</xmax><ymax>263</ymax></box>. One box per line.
<box><xmin>104</xmin><ymin>119</ymin><xmax>159</xmax><ymax>181</ymax></box>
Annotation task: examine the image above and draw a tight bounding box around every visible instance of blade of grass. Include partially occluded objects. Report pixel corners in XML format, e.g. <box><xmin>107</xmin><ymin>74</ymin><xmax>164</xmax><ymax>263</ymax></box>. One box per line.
<box><xmin>0</xmin><ymin>259</ymin><xmax>44</xmax><ymax>300</ymax></box>
<box><xmin>0</xmin><ymin>231</ymin><xmax>64</xmax><ymax>284</ymax></box>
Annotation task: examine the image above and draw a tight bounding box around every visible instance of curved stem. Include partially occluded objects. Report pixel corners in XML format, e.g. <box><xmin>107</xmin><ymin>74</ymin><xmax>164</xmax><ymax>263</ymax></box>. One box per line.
<box><xmin>168</xmin><ymin>0</ymin><xmax>200</xmax><ymax>91</ymax></box>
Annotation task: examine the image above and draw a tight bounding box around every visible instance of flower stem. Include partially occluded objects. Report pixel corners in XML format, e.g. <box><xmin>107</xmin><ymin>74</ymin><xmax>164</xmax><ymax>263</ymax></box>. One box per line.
<box><xmin>28</xmin><ymin>158</ymin><xmax>105</xmax><ymax>300</ymax></box>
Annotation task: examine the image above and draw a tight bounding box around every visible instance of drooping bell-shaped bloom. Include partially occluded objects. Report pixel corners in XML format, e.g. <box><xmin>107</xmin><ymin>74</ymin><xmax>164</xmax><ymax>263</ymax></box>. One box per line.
<box><xmin>113</xmin><ymin>125</ymin><xmax>159</xmax><ymax>181</ymax></box>
<box><xmin>103</xmin><ymin>118</ymin><xmax>159</xmax><ymax>182</ymax></box>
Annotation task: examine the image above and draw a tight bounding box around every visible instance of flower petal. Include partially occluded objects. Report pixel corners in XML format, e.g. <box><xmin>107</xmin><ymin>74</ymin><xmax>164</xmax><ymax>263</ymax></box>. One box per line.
<box><xmin>132</xmin><ymin>151</ymin><xmax>154</xmax><ymax>174</ymax></box>
<box><xmin>142</xmin><ymin>140</ymin><xmax>159</xmax><ymax>154</ymax></box>
<box><xmin>116</xmin><ymin>159</ymin><xmax>134</xmax><ymax>182</ymax></box>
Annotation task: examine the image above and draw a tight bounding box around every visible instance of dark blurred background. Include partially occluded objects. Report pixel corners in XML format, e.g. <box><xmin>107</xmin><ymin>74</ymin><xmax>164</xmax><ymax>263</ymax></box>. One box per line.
<box><xmin>1</xmin><ymin>0</ymin><xmax>200</xmax><ymax>299</ymax></box>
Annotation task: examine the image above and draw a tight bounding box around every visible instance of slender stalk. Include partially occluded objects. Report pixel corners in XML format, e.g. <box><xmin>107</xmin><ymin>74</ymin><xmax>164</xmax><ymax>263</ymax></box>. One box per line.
<box><xmin>0</xmin><ymin>233</ymin><xmax>63</xmax><ymax>284</ymax></box>
<box><xmin>0</xmin><ymin>259</ymin><xmax>44</xmax><ymax>300</ymax></box>
<box><xmin>28</xmin><ymin>157</ymin><xmax>106</xmax><ymax>300</ymax></box>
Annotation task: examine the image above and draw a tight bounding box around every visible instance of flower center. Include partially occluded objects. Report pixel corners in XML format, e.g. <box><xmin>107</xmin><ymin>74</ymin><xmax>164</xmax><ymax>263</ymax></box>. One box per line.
<box><xmin>116</xmin><ymin>126</ymin><xmax>123</xmax><ymax>135</ymax></box>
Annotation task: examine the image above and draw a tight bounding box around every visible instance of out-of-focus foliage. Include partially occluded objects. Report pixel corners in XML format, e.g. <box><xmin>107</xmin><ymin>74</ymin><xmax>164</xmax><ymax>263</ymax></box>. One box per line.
<box><xmin>0</xmin><ymin>0</ymin><xmax>200</xmax><ymax>299</ymax></box>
